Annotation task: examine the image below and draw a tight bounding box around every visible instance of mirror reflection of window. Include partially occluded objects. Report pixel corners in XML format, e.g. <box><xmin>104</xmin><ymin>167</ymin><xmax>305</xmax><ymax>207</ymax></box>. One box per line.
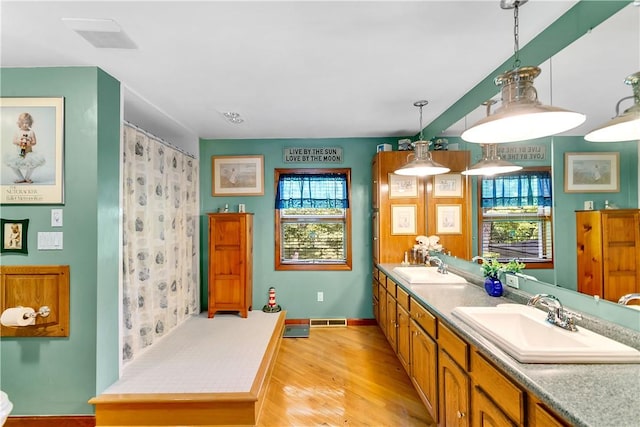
<box><xmin>479</xmin><ymin>167</ymin><xmax>553</xmax><ymax>268</ymax></box>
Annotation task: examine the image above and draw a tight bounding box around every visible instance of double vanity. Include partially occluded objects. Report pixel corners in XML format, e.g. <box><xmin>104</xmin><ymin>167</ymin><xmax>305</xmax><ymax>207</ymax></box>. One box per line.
<box><xmin>374</xmin><ymin>263</ymin><xmax>640</xmax><ymax>426</ymax></box>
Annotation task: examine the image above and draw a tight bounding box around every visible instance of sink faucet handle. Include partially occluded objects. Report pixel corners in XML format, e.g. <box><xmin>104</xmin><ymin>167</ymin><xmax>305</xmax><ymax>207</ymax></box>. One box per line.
<box><xmin>562</xmin><ymin>309</ymin><xmax>582</xmax><ymax>331</ymax></box>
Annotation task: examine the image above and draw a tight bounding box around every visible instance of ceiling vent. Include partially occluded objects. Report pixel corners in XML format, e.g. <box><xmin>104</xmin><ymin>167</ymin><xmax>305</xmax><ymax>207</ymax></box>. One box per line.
<box><xmin>61</xmin><ymin>18</ymin><xmax>137</xmax><ymax>49</ymax></box>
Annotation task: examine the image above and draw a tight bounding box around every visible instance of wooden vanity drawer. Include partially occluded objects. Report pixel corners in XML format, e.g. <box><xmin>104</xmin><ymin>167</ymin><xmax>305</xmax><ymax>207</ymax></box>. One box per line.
<box><xmin>471</xmin><ymin>350</ymin><xmax>524</xmax><ymax>424</ymax></box>
<box><xmin>396</xmin><ymin>287</ymin><xmax>409</xmax><ymax>311</ymax></box>
<box><xmin>379</xmin><ymin>271</ymin><xmax>387</xmax><ymax>287</ymax></box>
<box><xmin>386</xmin><ymin>279</ymin><xmax>397</xmax><ymax>298</ymax></box>
<box><xmin>373</xmin><ymin>267</ymin><xmax>379</xmax><ymax>281</ymax></box>
<box><xmin>372</xmin><ymin>280</ymin><xmax>379</xmax><ymax>300</ymax></box>
<box><xmin>409</xmin><ymin>298</ymin><xmax>436</xmax><ymax>338</ymax></box>
<box><xmin>438</xmin><ymin>322</ymin><xmax>469</xmax><ymax>370</ymax></box>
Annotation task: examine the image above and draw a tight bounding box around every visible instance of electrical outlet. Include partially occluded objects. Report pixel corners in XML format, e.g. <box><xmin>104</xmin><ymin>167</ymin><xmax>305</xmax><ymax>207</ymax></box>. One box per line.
<box><xmin>317</xmin><ymin>291</ymin><xmax>324</xmax><ymax>302</ymax></box>
<box><xmin>505</xmin><ymin>274</ymin><xmax>519</xmax><ymax>289</ymax></box>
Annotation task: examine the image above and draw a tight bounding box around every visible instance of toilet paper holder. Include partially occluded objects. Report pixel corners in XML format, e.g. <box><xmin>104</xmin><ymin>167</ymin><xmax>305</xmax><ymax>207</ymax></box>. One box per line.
<box><xmin>24</xmin><ymin>306</ymin><xmax>51</xmax><ymax>319</ymax></box>
<box><xmin>4</xmin><ymin>306</ymin><xmax>51</xmax><ymax>320</ymax></box>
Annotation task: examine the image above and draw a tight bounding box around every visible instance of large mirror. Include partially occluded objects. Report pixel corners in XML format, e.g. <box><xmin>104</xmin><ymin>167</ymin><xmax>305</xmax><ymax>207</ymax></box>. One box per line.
<box><xmin>434</xmin><ymin>3</ymin><xmax>640</xmax><ymax>315</ymax></box>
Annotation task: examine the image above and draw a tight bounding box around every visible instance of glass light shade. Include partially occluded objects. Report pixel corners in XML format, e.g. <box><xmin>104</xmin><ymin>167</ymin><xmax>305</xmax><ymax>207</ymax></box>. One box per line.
<box><xmin>461</xmin><ymin>67</ymin><xmax>586</xmax><ymax>143</ymax></box>
<box><xmin>585</xmin><ymin>72</ymin><xmax>640</xmax><ymax>142</ymax></box>
<box><xmin>394</xmin><ymin>141</ymin><xmax>450</xmax><ymax>176</ymax></box>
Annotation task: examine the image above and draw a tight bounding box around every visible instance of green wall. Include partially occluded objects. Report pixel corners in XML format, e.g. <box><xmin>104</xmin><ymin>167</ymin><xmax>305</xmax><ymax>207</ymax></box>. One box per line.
<box><xmin>0</xmin><ymin>67</ymin><xmax>121</xmax><ymax>415</ymax></box>
<box><xmin>199</xmin><ymin>138</ymin><xmax>396</xmax><ymax>319</ymax></box>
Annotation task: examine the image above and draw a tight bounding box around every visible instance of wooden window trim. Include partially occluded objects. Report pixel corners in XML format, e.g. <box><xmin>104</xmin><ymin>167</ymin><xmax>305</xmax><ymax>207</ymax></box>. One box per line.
<box><xmin>274</xmin><ymin>168</ymin><xmax>352</xmax><ymax>271</ymax></box>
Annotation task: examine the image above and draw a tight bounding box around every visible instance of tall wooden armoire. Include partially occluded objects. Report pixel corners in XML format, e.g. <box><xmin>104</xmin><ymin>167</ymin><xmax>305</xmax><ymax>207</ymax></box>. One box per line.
<box><xmin>576</xmin><ymin>209</ymin><xmax>640</xmax><ymax>302</ymax></box>
<box><xmin>208</xmin><ymin>213</ymin><xmax>254</xmax><ymax>318</ymax></box>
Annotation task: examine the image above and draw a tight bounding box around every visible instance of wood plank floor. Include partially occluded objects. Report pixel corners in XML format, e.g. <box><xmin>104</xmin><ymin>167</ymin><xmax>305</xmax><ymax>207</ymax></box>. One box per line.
<box><xmin>258</xmin><ymin>325</ymin><xmax>436</xmax><ymax>427</ymax></box>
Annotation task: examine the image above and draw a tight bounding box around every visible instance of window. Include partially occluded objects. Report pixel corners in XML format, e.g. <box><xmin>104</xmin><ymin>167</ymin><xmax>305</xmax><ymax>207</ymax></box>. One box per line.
<box><xmin>275</xmin><ymin>168</ymin><xmax>352</xmax><ymax>271</ymax></box>
<box><xmin>478</xmin><ymin>168</ymin><xmax>553</xmax><ymax>267</ymax></box>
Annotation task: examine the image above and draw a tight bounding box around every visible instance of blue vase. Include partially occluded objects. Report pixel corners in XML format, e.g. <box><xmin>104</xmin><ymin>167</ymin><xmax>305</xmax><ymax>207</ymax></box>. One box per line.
<box><xmin>484</xmin><ymin>277</ymin><xmax>503</xmax><ymax>297</ymax></box>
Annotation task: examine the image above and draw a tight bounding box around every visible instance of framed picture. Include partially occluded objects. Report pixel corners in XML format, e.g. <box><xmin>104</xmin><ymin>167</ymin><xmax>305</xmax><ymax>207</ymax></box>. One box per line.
<box><xmin>1</xmin><ymin>218</ymin><xmax>29</xmax><ymax>254</ymax></box>
<box><xmin>391</xmin><ymin>205</ymin><xmax>417</xmax><ymax>235</ymax></box>
<box><xmin>212</xmin><ymin>155</ymin><xmax>264</xmax><ymax>196</ymax></box>
<box><xmin>436</xmin><ymin>204</ymin><xmax>462</xmax><ymax>234</ymax></box>
<box><xmin>1</xmin><ymin>97</ymin><xmax>65</xmax><ymax>204</ymax></box>
<box><xmin>433</xmin><ymin>173</ymin><xmax>463</xmax><ymax>198</ymax></box>
<box><xmin>388</xmin><ymin>173</ymin><xmax>418</xmax><ymax>198</ymax></box>
<box><xmin>564</xmin><ymin>152</ymin><xmax>619</xmax><ymax>193</ymax></box>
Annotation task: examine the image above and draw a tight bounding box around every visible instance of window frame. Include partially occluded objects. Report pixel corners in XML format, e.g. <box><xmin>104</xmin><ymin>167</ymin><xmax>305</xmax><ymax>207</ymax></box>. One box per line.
<box><xmin>477</xmin><ymin>166</ymin><xmax>554</xmax><ymax>269</ymax></box>
<box><xmin>274</xmin><ymin>168</ymin><xmax>352</xmax><ymax>271</ymax></box>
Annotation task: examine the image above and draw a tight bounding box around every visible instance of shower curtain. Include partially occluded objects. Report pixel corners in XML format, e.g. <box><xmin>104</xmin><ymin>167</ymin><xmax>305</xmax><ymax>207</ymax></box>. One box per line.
<box><xmin>121</xmin><ymin>124</ymin><xmax>199</xmax><ymax>365</ymax></box>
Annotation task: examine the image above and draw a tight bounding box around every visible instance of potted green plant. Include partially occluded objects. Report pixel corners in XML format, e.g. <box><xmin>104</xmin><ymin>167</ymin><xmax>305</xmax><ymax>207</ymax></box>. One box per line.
<box><xmin>480</xmin><ymin>258</ymin><xmax>503</xmax><ymax>279</ymax></box>
<box><xmin>503</xmin><ymin>259</ymin><xmax>526</xmax><ymax>274</ymax></box>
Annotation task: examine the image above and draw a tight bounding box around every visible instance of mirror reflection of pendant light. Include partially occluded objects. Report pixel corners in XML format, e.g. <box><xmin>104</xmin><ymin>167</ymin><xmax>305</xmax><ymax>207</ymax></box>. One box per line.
<box><xmin>461</xmin><ymin>144</ymin><xmax>523</xmax><ymax>176</ymax></box>
<box><xmin>584</xmin><ymin>72</ymin><xmax>640</xmax><ymax>142</ymax></box>
<box><xmin>394</xmin><ymin>100</ymin><xmax>451</xmax><ymax>176</ymax></box>
<box><xmin>461</xmin><ymin>0</ymin><xmax>585</xmax><ymax>144</ymax></box>
<box><xmin>462</xmin><ymin>100</ymin><xmax>523</xmax><ymax>176</ymax></box>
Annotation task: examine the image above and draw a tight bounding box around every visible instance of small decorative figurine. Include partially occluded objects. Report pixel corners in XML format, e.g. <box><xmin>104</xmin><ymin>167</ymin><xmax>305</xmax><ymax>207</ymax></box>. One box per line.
<box><xmin>262</xmin><ymin>286</ymin><xmax>282</xmax><ymax>313</ymax></box>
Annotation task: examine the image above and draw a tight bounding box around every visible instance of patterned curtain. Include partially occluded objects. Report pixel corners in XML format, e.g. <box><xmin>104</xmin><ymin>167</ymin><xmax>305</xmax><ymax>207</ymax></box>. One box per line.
<box><xmin>121</xmin><ymin>124</ymin><xmax>199</xmax><ymax>366</ymax></box>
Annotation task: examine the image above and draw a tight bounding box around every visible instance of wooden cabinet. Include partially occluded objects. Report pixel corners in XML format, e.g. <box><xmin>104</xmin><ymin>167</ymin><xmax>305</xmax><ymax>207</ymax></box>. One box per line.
<box><xmin>439</xmin><ymin>323</ymin><xmax>470</xmax><ymax>426</ymax></box>
<box><xmin>385</xmin><ymin>280</ymin><xmax>398</xmax><ymax>350</ymax></box>
<box><xmin>470</xmin><ymin>350</ymin><xmax>523</xmax><ymax>426</ymax></box>
<box><xmin>207</xmin><ymin>213</ymin><xmax>254</xmax><ymax>318</ymax></box>
<box><xmin>439</xmin><ymin>350</ymin><xmax>470</xmax><ymax>426</ymax></box>
<box><xmin>471</xmin><ymin>387</ymin><xmax>515</xmax><ymax>427</ymax></box>
<box><xmin>396</xmin><ymin>287</ymin><xmax>411</xmax><ymax>373</ymax></box>
<box><xmin>410</xmin><ymin>317</ymin><xmax>439</xmax><ymax>422</ymax></box>
<box><xmin>371</xmin><ymin>151</ymin><xmax>471</xmax><ymax>264</ymax></box>
<box><xmin>576</xmin><ymin>209</ymin><xmax>640</xmax><ymax>302</ymax></box>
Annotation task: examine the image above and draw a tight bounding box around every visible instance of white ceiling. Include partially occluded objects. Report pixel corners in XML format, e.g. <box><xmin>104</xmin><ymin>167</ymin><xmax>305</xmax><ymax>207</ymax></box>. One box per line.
<box><xmin>1</xmin><ymin>1</ymin><xmax>638</xmax><ymax>152</ymax></box>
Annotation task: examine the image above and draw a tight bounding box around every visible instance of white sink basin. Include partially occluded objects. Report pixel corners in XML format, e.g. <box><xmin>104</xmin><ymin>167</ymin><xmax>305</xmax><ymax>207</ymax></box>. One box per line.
<box><xmin>392</xmin><ymin>266</ymin><xmax>467</xmax><ymax>284</ymax></box>
<box><xmin>452</xmin><ymin>304</ymin><xmax>640</xmax><ymax>364</ymax></box>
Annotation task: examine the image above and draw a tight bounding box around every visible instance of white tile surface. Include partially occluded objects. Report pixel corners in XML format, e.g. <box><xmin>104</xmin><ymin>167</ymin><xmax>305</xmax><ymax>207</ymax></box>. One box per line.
<box><xmin>103</xmin><ymin>311</ymin><xmax>281</xmax><ymax>394</ymax></box>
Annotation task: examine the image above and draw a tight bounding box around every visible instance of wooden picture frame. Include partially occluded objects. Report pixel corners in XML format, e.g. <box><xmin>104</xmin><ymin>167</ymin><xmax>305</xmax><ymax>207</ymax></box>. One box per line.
<box><xmin>0</xmin><ymin>97</ymin><xmax>65</xmax><ymax>204</ymax></box>
<box><xmin>433</xmin><ymin>173</ymin><xmax>463</xmax><ymax>198</ymax></box>
<box><xmin>388</xmin><ymin>173</ymin><xmax>418</xmax><ymax>198</ymax></box>
<box><xmin>391</xmin><ymin>205</ymin><xmax>417</xmax><ymax>235</ymax></box>
<box><xmin>1</xmin><ymin>218</ymin><xmax>29</xmax><ymax>254</ymax></box>
<box><xmin>564</xmin><ymin>152</ymin><xmax>619</xmax><ymax>193</ymax></box>
<box><xmin>436</xmin><ymin>204</ymin><xmax>462</xmax><ymax>234</ymax></box>
<box><xmin>212</xmin><ymin>155</ymin><xmax>264</xmax><ymax>196</ymax></box>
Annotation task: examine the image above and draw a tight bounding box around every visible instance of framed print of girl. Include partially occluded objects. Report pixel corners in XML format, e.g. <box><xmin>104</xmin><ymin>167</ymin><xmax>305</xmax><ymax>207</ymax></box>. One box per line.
<box><xmin>0</xmin><ymin>97</ymin><xmax>65</xmax><ymax>204</ymax></box>
<box><xmin>7</xmin><ymin>112</ymin><xmax>46</xmax><ymax>184</ymax></box>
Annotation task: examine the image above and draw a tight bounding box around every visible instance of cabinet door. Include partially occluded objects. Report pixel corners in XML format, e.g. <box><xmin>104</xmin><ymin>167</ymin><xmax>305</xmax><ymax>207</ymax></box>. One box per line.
<box><xmin>386</xmin><ymin>291</ymin><xmax>397</xmax><ymax>348</ymax></box>
<box><xmin>378</xmin><ymin>283</ymin><xmax>387</xmax><ymax>335</ymax></box>
<box><xmin>603</xmin><ymin>210</ymin><xmax>640</xmax><ymax>301</ymax></box>
<box><xmin>471</xmin><ymin>386</ymin><xmax>516</xmax><ymax>427</ymax></box>
<box><xmin>439</xmin><ymin>350</ymin><xmax>470</xmax><ymax>427</ymax></box>
<box><xmin>410</xmin><ymin>319</ymin><xmax>438</xmax><ymax>422</ymax></box>
<box><xmin>397</xmin><ymin>304</ymin><xmax>410</xmax><ymax>373</ymax></box>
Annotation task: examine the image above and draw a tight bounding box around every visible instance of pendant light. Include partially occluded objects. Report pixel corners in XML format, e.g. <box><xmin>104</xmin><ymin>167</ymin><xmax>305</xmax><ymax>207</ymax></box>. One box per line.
<box><xmin>584</xmin><ymin>71</ymin><xmax>640</xmax><ymax>142</ymax></box>
<box><xmin>394</xmin><ymin>100</ymin><xmax>450</xmax><ymax>177</ymax></box>
<box><xmin>462</xmin><ymin>100</ymin><xmax>523</xmax><ymax>176</ymax></box>
<box><xmin>461</xmin><ymin>0</ymin><xmax>585</xmax><ymax>144</ymax></box>
<box><xmin>461</xmin><ymin>144</ymin><xmax>523</xmax><ymax>176</ymax></box>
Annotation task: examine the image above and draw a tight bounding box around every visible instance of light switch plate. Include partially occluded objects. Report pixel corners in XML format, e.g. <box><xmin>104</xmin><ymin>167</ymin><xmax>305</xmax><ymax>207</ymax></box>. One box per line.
<box><xmin>505</xmin><ymin>274</ymin><xmax>519</xmax><ymax>289</ymax></box>
<box><xmin>51</xmin><ymin>209</ymin><xmax>63</xmax><ymax>227</ymax></box>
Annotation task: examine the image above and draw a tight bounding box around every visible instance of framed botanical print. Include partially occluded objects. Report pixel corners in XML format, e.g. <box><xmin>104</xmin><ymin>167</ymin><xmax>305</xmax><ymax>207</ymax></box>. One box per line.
<box><xmin>391</xmin><ymin>205</ymin><xmax>417</xmax><ymax>235</ymax></box>
<box><xmin>389</xmin><ymin>173</ymin><xmax>418</xmax><ymax>198</ymax></box>
<box><xmin>433</xmin><ymin>173</ymin><xmax>463</xmax><ymax>198</ymax></box>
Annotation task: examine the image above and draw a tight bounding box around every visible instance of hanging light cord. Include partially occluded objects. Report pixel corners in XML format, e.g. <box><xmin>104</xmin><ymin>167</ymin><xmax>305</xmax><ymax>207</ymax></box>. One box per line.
<box><xmin>513</xmin><ymin>1</ymin><xmax>521</xmax><ymax>68</ymax></box>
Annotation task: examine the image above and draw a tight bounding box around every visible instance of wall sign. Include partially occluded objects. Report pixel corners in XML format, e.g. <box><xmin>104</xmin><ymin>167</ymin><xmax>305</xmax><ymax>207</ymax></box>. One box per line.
<box><xmin>496</xmin><ymin>144</ymin><xmax>546</xmax><ymax>161</ymax></box>
<box><xmin>283</xmin><ymin>147</ymin><xmax>343</xmax><ymax>163</ymax></box>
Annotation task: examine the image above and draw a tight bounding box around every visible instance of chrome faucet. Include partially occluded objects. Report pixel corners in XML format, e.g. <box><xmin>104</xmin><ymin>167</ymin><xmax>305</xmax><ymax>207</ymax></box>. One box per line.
<box><xmin>618</xmin><ymin>293</ymin><xmax>640</xmax><ymax>305</ymax></box>
<box><xmin>527</xmin><ymin>293</ymin><xmax>582</xmax><ymax>332</ymax></box>
<box><xmin>430</xmin><ymin>256</ymin><xmax>448</xmax><ymax>274</ymax></box>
